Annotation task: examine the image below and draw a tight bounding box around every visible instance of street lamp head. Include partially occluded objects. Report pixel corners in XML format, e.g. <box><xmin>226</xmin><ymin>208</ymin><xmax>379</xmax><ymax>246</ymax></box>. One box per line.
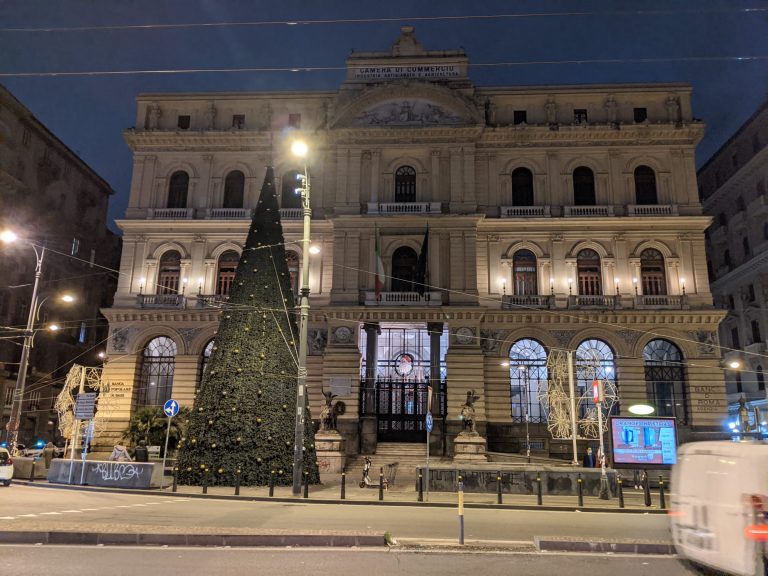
<box><xmin>309</xmin><ymin>245</ymin><xmax>321</xmax><ymax>255</ymax></box>
<box><xmin>0</xmin><ymin>230</ymin><xmax>18</xmax><ymax>243</ymax></box>
<box><xmin>60</xmin><ymin>294</ymin><xmax>75</xmax><ymax>303</ymax></box>
<box><xmin>48</xmin><ymin>324</ymin><xmax>60</xmax><ymax>332</ymax></box>
<box><xmin>291</xmin><ymin>140</ymin><xmax>308</xmax><ymax>158</ymax></box>
<box><xmin>97</xmin><ymin>351</ymin><xmax>106</xmax><ymax>359</ymax></box>
<box><xmin>729</xmin><ymin>360</ymin><xmax>741</xmax><ymax>369</ymax></box>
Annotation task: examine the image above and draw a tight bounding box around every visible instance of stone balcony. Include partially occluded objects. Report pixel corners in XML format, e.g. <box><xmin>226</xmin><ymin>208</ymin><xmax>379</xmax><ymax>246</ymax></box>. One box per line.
<box><xmin>500</xmin><ymin>206</ymin><xmax>551</xmax><ymax>218</ymax></box>
<box><xmin>563</xmin><ymin>205</ymin><xmax>614</xmax><ymax>217</ymax></box>
<box><xmin>367</xmin><ymin>202</ymin><xmax>441</xmax><ymax>215</ymax></box>
<box><xmin>502</xmin><ymin>294</ymin><xmax>553</xmax><ymax>309</ymax></box>
<box><xmin>146</xmin><ymin>208</ymin><xmax>194</xmax><ymax>219</ymax></box>
<box><xmin>136</xmin><ymin>294</ymin><xmax>186</xmax><ymax>309</ymax></box>
<box><xmin>362</xmin><ymin>291</ymin><xmax>443</xmax><ymax>306</ymax></box>
<box><xmin>627</xmin><ymin>204</ymin><xmax>678</xmax><ymax>216</ymax></box>
<box><xmin>203</xmin><ymin>208</ymin><xmax>250</xmax><ymax>219</ymax></box>
<box><xmin>633</xmin><ymin>295</ymin><xmax>686</xmax><ymax>309</ymax></box>
<box><xmin>568</xmin><ymin>295</ymin><xmax>619</xmax><ymax>309</ymax></box>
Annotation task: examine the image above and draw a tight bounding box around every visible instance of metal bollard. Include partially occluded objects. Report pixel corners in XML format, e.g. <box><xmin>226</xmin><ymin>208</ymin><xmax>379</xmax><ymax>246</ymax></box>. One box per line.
<box><xmin>418</xmin><ymin>469</ymin><xmax>423</xmax><ymax>502</ymax></box>
<box><xmin>378</xmin><ymin>467</ymin><xmax>384</xmax><ymax>501</ymax></box>
<box><xmin>577</xmin><ymin>473</ymin><xmax>584</xmax><ymax>508</ymax></box>
<box><xmin>341</xmin><ymin>471</ymin><xmax>346</xmax><ymax>500</ymax></box>
<box><xmin>617</xmin><ymin>476</ymin><xmax>625</xmax><ymax>508</ymax></box>
<box><xmin>536</xmin><ymin>475</ymin><xmax>543</xmax><ymax>506</ymax></box>
<box><xmin>202</xmin><ymin>469</ymin><xmax>209</xmax><ymax>494</ymax></box>
<box><xmin>29</xmin><ymin>460</ymin><xmax>35</xmax><ymax>482</ymax></box>
<box><xmin>659</xmin><ymin>475</ymin><xmax>666</xmax><ymax>509</ymax></box>
<box><xmin>458</xmin><ymin>479</ymin><xmax>465</xmax><ymax>545</ymax></box>
<box><xmin>234</xmin><ymin>469</ymin><xmax>241</xmax><ymax>496</ymax></box>
<box><xmin>497</xmin><ymin>471</ymin><xmax>502</xmax><ymax>504</ymax></box>
<box><xmin>643</xmin><ymin>471</ymin><xmax>652</xmax><ymax>507</ymax></box>
<box><xmin>303</xmin><ymin>471</ymin><xmax>309</xmax><ymax>499</ymax></box>
<box><xmin>269</xmin><ymin>470</ymin><xmax>275</xmax><ymax>497</ymax></box>
<box><xmin>172</xmin><ymin>467</ymin><xmax>178</xmax><ymax>493</ymax></box>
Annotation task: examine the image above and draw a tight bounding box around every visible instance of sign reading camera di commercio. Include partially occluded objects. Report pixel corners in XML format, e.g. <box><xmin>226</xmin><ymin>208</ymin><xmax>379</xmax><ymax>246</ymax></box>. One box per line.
<box><xmin>352</xmin><ymin>64</ymin><xmax>461</xmax><ymax>81</ymax></box>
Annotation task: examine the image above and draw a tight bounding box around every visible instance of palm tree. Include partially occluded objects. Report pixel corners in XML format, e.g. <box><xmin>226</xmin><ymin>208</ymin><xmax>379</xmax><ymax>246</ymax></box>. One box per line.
<box><xmin>123</xmin><ymin>406</ymin><xmax>190</xmax><ymax>456</ymax></box>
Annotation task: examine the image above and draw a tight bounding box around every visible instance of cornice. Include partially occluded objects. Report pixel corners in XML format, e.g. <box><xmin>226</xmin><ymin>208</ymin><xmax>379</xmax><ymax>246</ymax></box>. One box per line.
<box><xmin>123</xmin><ymin>129</ymin><xmax>276</xmax><ymax>151</ymax></box>
<box><xmin>102</xmin><ymin>308</ymin><xmax>223</xmax><ymax>323</ymax></box>
<box><xmin>710</xmin><ymin>249</ymin><xmax>768</xmax><ymax>292</ymax></box>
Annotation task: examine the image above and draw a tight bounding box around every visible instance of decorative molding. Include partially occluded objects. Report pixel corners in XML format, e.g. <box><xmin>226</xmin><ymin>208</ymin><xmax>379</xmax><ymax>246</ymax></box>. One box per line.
<box><xmin>550</xmin><ymin>330</ymin><xmax>578</xmax><ymax>348</ymax></box>
<box><xmin>309</xmin><ymin>329</ymin><xmax>328</xmax><ymax>355</ymax></box>
<box><xmin>688</xmin><ymin>330</ymin><xmax>718</xmax><ymax>356</ymax></box>
<box><xmin>109</xmin><ymin>327</ymin><xmax>137</xmax><ymax>353</ymax></box>
<box><xmin>177</xmin><ymin>327</ymin><xmax>202</xmax><ymax>348</ymax></box>
<box><xmin>480</xmin><ymin>329</ymin><xmax>509</xmax><ymax>353</ymax></box>
<box><xmin>617</xmin><ymin>329</ymin><xmax>643</xmax><ymax>348</ymax></box>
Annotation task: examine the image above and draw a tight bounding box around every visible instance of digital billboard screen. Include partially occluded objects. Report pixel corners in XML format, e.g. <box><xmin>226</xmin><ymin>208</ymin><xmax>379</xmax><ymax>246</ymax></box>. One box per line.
<box><xmin>609</xmin><ymin>417</ymin><xmax>677</xmax><ymax>467</ymax></box>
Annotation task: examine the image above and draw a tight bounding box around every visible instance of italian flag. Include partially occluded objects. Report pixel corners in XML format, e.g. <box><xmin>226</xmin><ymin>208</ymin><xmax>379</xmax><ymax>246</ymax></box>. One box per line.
<box><xmin>375</xmin><ymin>225</ymin><xmax>385</xmax><ymax>299</ymax></box>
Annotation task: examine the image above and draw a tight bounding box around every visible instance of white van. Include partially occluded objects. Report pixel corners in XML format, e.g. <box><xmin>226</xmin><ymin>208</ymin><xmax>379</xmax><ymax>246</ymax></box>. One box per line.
<box><xmin>671</xmin><ymin>441</ymin><xmax>768</xmax><ymax>576</ymax></box>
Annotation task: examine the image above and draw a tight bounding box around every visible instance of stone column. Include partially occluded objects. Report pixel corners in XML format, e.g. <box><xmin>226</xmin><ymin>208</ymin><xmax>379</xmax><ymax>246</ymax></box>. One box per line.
<box><xmin>360</xmin><ymin>322</ymin><xmax>380</xmax><ymax>454</ymax></box>
<box><xmin>428</xmin><ymin>322</ymin><xmax>444</xmax><ymax>453</ymax></box>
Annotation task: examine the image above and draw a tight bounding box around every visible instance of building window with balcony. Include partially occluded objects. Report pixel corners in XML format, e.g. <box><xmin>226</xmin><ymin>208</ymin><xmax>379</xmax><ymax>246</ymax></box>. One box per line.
<box><xmin>634</xmin><ymin>165</ymin><xmax>658</xmax><ymax>205</ymax></box>
<box><xmin>724</xmin><ymin>250</ymin><xmax>731</xmax><ymax>270</ymax></box>
<box><xmin>223</xmin><ymin>170</ymin><xmax>245</xmax><ymax>209</ymax></box>
<box><xmin>640</xmin><ymin>248</ymin><xmax>667</xmax><ymax>295</ymax></box>
<box><xmin>513</xmin><ymin>110</ymin><xmax>527</xmax><ymax>125</ymax></box>
<box><xmin>575</xmin><ymin>338</ymin><xmax>618</xmax><ymax>418</ymax></box>
<box><xmin>577</xmin><ymin>248</ymin><xmax>602</xmax><ymax>295</ymax></box>
<box><xmin>508</xmin><ymin>338</ymin><xmax>548</xmax><ymax>423</ymax></box>
<box><xmin>216</xmin><ymin>250</ymin><xmax>239</xmax><ymax>296</ymax></box>
<box><xmin>573</xmin><ymin>109</ymin><xmax>588</xmax><ymax>124</ymax></box>
<box><xmin>511</xmin><ymin>168</ymin><xmax>534</xmax><ymax>206</ymax></box>
<box><xmin>167</xmin><ymin>171</ymin><xmax>189</xmax><ymax>208</ymax></box>
<box><xmin>743</xmin><ymin>236</ymin><xmax>751</xmax><ymax>257</ymax></box>
<box><xmin>232</xmin><ymin>114</ymin><xmax>245</xmax><ymax>129</ymax></box>
<box><xmin>749</xmin><ymin>284</ymin><xmax>756</xmax><ymax>302</ymax></box>
<box><xmin>391</xmin><ymin>246</ymin><xmax>418</xmax><ymax>292</ymax></box>
<box><xmin>137</xmin><ymin>336</ymin><xmax>177</xmax><ymax>407</ymax></box>
<box><xmin>513</xmin><ymin>250</ymin><xmax>538</xmax><ymax>295</ymax></box>
<box><xmin>394</xmin><ymin>166</ymin><xmax>417</xmax><ymax>202</ymax></box>
<box><xmin>573</xmin><ymin>167</ymin><xmax>596</xmax><ymax>205</ymax></box>
<box><xmin>285</xmin><ymin>250</ymin><xmax>300</xmax><ymax>297</ymax></box>
<box><xmin>157</xmin><ymin>251</ymin><xmax>181</xmax><ymax>294</ymax></box>
<box><xmin>732</xmin><ymin>327</ymin><xmax>741</xmax><ymax>349</ymax></box>
<box><xmin>758</xmin><ymin>366</ymin><xmax>765</xmax><ymax>392</ymax></box>
<box><xmin>752</xmin><ymin>320</ymin><xmax>762</xmax><ymax>344</ymax></box>
<box><xmin>280</xmin><ymin>170</ymin><xmax>302</xmax><ymax>209</ymax></box>
<box><xmin>644</xmin><ymin>339</ymin><xmax>687</xmax><ymax>423</ymax></box>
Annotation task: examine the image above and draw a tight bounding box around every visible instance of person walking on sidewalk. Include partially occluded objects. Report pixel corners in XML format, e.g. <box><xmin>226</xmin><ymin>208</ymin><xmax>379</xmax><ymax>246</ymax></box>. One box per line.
<box><xmin>582</xmin><ymin>447</ymin><xmax>596</xmax><ymax>468</ymax></box>
<box><xmin>42</xmin><ymin>442</ymin><xmax>55</xmax><ymax>469</ymax></box>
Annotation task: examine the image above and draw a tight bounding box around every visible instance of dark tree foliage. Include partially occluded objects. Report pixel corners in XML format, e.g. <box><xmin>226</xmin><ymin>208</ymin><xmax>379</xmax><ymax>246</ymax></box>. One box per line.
<box><xmin>177</xmin><ymin>167</ymin><xmax>319</xmax><ymax>486</ymax></box>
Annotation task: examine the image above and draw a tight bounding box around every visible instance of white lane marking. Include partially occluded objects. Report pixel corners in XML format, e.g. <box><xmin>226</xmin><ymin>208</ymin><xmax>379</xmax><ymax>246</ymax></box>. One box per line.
<box><xmin>17</xmin><ymin>514</ymin><xmax>37</xmax><ymax>517</ymax></box>
<box><xmin>39</xmin><ymin>512</ymin><xmax>62</xmax><ymax>515</ymax></box>
<box><xmin>80</xmin><ymin>508</ymin><xmax>99</xmax><ymax>511</ymax></box>
<box><xmin>131</xmin><ymin>504</ymin><xmax>148</xmax><ymax>507</ymax></box>
<box><xmin>0</xmin><ymin>516</ymin><xmax>15</xmax><ymax>520</ymax></box>
<box><xmin>61</xmin><ymin>510</ymin><xmax>83</xmax><ymax>513</ymax></box>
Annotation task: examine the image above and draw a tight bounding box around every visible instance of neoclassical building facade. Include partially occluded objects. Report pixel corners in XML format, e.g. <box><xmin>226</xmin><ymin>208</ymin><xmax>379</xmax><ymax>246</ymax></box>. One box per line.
<box><xmin>99</xmin><ymin>27</ymin><xmax>727</xmax><ymax>458</ymax></box>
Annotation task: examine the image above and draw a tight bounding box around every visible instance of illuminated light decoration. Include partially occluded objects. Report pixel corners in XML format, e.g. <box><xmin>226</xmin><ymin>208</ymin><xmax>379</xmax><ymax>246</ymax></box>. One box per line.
<box><xmin>628</xmin><ymin>404</ymin><xmax>655</xmax><ymax>415</ymax></box>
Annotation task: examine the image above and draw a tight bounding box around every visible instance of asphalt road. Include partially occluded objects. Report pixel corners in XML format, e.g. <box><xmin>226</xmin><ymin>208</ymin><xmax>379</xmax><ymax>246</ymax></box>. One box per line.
<box><xmin>0</xmin><ymin>547</ymin><xmax>695</xmax><ymax>576</ymax></box>
<box><xmin>0</xmin><ymin>484</ymin><xmax>670</xmax><ymax>544</ymax></box>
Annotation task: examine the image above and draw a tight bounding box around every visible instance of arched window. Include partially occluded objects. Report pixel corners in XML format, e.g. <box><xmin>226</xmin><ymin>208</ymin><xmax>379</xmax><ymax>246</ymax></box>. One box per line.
<box><xmin>216</xmin><ymin>250</ymin><xmax>239</xmax><ymax>296</ymax></box>
<box><xmin>640</xmin><ymin>248</ymin><xmax>667</xmax><ymax>295</ymax></box>
<box><xmin>394</xmin><ymin>166</ymin><xmax>416</xmax><ymax>202</ymax></box>
<box><xmin>167</xmin><ymin>171</ymin><xmax>189</xmax><ymax>208</ymax></box>
<box><xmin>280</xmin><ymin>170</ymin><xmax>302</xmax><ymax>209</ymax></box>
<box><xmin>758</xmin><ymin>366</ymin><xmax>765</xmax><ymax>392</ymax></box>
<box><xmin>157</xmin><ymin>251</ymin><xmax>181</xmax><ymax>294</ymax></box>
<box><xmin>511</xmin><ymin>168</ymin><xmax>534</xmax><ymax>206</ymax></box>
<box><xmin>577</xmin><ymin>249</ymin><xmax>602</xmax><ymax>295</ymax></box>
<box><xmin>509</xmin><ymin>338</ymin><xmax>548</xmax><ymax>423</ymax></box>
<box><xmin>391</xmin><ymin>246</ymin><xmax>418</xmax><ymax>292</ymax></box>
<box><xmin>137</xmin><ymin>336</ymin><xmax>177</xmax><ymax>407</ymax></box>
<box><xmin>644</xmin><ymin>339</ymin><xmax>687</xmax><ymax>422</ymax></box>
<box><xmin>575</xmin><ymin>339</ymin><xmax>618</xmax><ymax>418</ymax></box>
<box><xmin>513</xmin><ymin>250</ymin><xmax>538</xmax><ymax>295</ymax></box>
<box><xmin>223</xmin><ymin>170</ymin><xmax>244</xmax><ymax>208</ymax></box>
<box><xmin>285</xmin><ymin>250</ymin><xmax>300</xmax><ymax>296</ymax></box>
<box><xmin>634</xmin><ymin>166</ymin><xmax>658</xmax><ymax>205</ymax></box>
<box><xmin>573</xmin><ymin>166</ymin><xmax>596</xmax><ymax>205</ymax></box>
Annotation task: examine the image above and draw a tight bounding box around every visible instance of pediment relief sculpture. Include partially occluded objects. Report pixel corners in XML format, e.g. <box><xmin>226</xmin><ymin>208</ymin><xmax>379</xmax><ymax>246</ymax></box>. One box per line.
<box><xmin>353</xmin><ymin>99</ymin><xmax>463</xmax><ymax>127</ymax></box>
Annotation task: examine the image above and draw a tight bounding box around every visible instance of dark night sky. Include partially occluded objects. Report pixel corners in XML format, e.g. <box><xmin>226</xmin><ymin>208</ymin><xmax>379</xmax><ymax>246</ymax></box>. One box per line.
<box><xmin>1</xmin><ymin>0</ymin><xmax>766</xmax><ymax>232</ymax></box>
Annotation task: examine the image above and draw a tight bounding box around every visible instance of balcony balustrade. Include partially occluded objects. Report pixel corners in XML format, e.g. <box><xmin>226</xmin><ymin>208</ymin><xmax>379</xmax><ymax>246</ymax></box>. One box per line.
<box><xmin>502</xmin><ymin>294</ymin><xmax>553</xmax><ymax>309</ymax></box>
<box><xmin>279</xmin><ymin>208</ymin><xmax>303</xmax><ymax>220</ymax></box>
<box><xmin>136</xmin><ymin>294</ymin><xmax>186</xmax><ymax>309</ymax></box>
<box><xmin>367</xmin><ymin>202</ymin><xmax>441</xmax><ymax>215</ymax></box>
<box><xmin>205</xmin><ymin>208</ymin><xmax>251</xmax><ymax>219</ymax></box>
<box><xmin>197</xmin><ymin>294</ymin><xmax>230</xmax><ymax>308</ymax></box>
<box><xmin>627</xmin><ymin>204</ymin><xmax>677</xmax><ymax>216</ymax></box>
<box><xmin>568</xmin><ymin>295</ymin><xmax>618</xmax><ymax>308</ymax></box>
<box><xmin>363</xmin><ymin>291</ymin><xmax>443</xmax><ymax>306</ymax></box>
<box><xmin>564</xmin><ymin>205</ymin><xmax>614</xmax><ymax>217</ymax></box>
<box><xmin>146</xmin><ymin>208</ymin><xmax>194</xmax><ymax>219</ymax></box>
<box><xmin>500</xmin><ymin>206</ymin><xmax>551</xmax><ymax>218</ymax></box>
<box><xmin>633</xmin><ymin>295</ymin><xmax>685</xmax><ymax>309</ymax></box>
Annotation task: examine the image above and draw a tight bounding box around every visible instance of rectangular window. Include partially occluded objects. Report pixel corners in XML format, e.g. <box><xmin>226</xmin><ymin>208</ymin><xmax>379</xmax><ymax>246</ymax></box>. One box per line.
<box><xmin>28</xmin><ymin>391</ymin><xmax>41</xmax><ymax>410</ymax></box>
<box><xmin>232</xmin><ymin>114</ymin><xmax>245</xmax><ymax>129</ymax></box>
<box><xmin>731</xmin><ymin>327</ymin><xmax>741</xmax><ymax>349</ymax></box>
<box><xmin>71</xmin><ymin>237</ymin><xmax>80</xmax><ymax>256</ymax></box>
<box><xmin>78</xmin><ymin>321</ymin><xmax>87</xmax><ymax>344</ymax></box>
<box><xmin>5</xmin><ymin>387</ymin><xmax>13</xmax><ymax>406</ymax></box>
<box><xmin>573</xmin><ymin>109</ymin><xmax>588</xmax><ymax>124</ymax></box>
<box><xmin>753</xmin><ymin>132</ymin><xmax>762</xmax><ymax>154</ymax></box>
<box><xmin>633</xmin><ymin>107</ymin><xmax>648</xmax><ymax>123</ymax></box>
<box><xmin>288</xmin><ymin>113</ymin><xmax>301</xmax><ymax>129</ymax></box>
<box><xmin>177</xmin><ymin>115</ymin><xmax>191</xmax><ymax>130</ymax></box>
<box><xmin>22</xmin><ymin>128</ymin><xmax>30</xmax><ymax>146</ymax></box>
<box><xmin>513</xmin><ymin>110</ymin><xmax>527</xmax><ymax>125</ymax></box>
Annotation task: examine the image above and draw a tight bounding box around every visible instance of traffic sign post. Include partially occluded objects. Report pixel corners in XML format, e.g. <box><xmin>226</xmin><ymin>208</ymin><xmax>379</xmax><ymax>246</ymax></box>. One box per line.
<box><xmin>425</xmin><ymin>410</ymin><xmax>433</xmax><ymax>502</ymax></box>
<box><xmin>160</xmin><ymin>399</ymin><xmax>179</xmax><ymax>490</ymax></box>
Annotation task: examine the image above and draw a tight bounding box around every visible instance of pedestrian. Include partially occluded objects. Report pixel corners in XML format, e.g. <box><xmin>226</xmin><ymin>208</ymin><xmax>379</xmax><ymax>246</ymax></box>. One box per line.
<box><xmin>133</xmin><ymin>440</ymin><xmax>149</xmax><ymax>463</ymax></box>
<box><xmin>107</xmin><ymin>444</ymin><xmax>132</xmax><ymax>462</ymax></box>
<box><xmin>582</xmin><ymin>447</ymin><xmax>595</xmax><ymax>468</ymax></box>
<box><xmin>42</xmin><ymin>441</ymin><xmax>55</xmax><ymax>469</ymax></box>
<box><xmin>633</xmin><ymin>469</ymin><xmax>641</xmax><ymax>490</ymax></box>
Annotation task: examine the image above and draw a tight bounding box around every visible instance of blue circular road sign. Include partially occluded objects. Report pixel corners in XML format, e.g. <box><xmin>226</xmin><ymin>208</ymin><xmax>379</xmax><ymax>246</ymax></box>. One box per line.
<box><xmin>163</xmin><ymin>399</ymin><xmax>179</xmax><ymax>418</ymax></box>
<box><xmin>426</xmin><ymin>411</ymin><xmax>433</xmax><ymax>433</ymax></box>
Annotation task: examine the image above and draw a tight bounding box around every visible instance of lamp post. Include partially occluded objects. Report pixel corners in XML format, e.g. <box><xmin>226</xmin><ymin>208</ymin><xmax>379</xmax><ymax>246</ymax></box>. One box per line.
<box><xmin>291</xmin><ymin>140</ymin><xmax>311</xmax><ymax>496</ymax></box>
<box><xmin>519</xmin><ymin>365</ymin><xmax>531</xmax><ymax>463</ymax></box>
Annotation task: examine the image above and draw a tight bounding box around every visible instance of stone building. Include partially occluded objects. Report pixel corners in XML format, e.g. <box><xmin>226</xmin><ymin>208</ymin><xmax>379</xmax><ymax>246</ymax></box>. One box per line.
<box><xmin>0</xmin><ymin>84</ymin><xmax>120</xmax><ymax>446</ymax></box>
<box><xmin>99</xmin><ymin>27</ymin><xmax>726</xmax><ymax>459</ymax></box>
<box><xmin>699</xmin><ymin>98</ymin><xmax>768</xmax><ymax>417</ymax></box>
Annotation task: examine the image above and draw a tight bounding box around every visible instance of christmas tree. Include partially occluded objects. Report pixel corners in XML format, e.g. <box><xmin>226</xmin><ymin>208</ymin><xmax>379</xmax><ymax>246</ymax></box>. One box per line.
<box><xmin>177</xmin><ymin>166</ymin><xmax>319</xmax><ymax>486</ymax></box>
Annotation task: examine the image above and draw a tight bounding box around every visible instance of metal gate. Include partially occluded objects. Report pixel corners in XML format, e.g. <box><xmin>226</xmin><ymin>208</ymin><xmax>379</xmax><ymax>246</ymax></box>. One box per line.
<box><xmin>360</xmin><ymin>378</ymin><xmax>446</xmax><ymax>442</ymax></box>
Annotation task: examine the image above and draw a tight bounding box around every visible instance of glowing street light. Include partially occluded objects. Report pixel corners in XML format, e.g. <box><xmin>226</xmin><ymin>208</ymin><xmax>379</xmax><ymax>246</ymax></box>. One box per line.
<box><xmin>628</xmin><ymin>404</ymin><xmax>655</xmax><ymax>416</ymax></box>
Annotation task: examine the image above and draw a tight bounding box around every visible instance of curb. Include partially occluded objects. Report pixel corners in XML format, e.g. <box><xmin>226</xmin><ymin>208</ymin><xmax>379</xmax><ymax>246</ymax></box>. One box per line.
<box><xmin>12</xmin><ymin>481</ymin><xmax>667</xmax><ymax>515</ymax></box>
<box><xmin>535</xmin><ymin>537</ymin><xmax>675</xmax><ymax>555</ymax></box>
<box><xmin>0</xmin><ymin>530</ymin><xmax>387</xmax><ymax>548</ymax></box>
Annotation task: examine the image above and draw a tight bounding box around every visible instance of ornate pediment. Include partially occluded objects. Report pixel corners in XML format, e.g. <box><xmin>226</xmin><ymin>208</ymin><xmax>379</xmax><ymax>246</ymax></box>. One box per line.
<box><xmin>331</xmin><ymin>81</ymin><xmax>482</xmax><ymax>129</ymax></box>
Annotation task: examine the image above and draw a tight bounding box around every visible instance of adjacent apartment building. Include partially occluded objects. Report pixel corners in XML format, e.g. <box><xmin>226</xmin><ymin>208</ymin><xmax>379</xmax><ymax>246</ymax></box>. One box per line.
<box><xmin>699</xmin><ymin>98</ymin><xmax>768</xmax><ymax>420</ymax></box>
<box><xmin>98</xmin><ymin>27</ymin><xmax>727</xmax><ymax>459</ymax></box>
<box><xmin>0</xmin><ymin>84</ymin><xmax>120</xmax><ymax>447</ymax></box>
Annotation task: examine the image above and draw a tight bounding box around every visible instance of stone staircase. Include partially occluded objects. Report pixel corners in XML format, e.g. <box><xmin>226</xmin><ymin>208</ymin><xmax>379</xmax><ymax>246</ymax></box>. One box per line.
<box><xmin>343</xmin><ymin>443</ymin><xmax>450</xmax><ymax>488</ymax></box>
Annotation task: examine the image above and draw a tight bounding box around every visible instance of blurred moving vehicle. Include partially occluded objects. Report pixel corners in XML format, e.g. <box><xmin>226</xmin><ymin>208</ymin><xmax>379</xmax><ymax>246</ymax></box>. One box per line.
<box><xmin>0</xmin><ymin>447</ymin><xmax>13</xmax><ymax>486</ymax></box>
<box><xmin>671</xmin><ymin>441</ymin><xmax>768</xmax><ymax>576</ymax></box>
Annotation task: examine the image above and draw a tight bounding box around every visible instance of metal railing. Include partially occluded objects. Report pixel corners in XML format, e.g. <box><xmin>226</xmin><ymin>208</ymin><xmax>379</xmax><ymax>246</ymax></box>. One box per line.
<box><xmin>367</xmin><ymin>202</ymin><xmax>441</xmax><ymax>215</ymax></box>
<box><xmin>363</xmin><ymin>291</ymin><xmax>443</xmax><ymax>306</ymax></box>
<box><xmin>502</xmin><ymin>294</ymin><xmax>553</xmax><ymax>309</ymax></box>
<box><xmin>136</xmin><ymin>294</ymin><xmax>186</xmax><ymax>309</ymax></box>
<box><xmin>500</xmin><ymin>206</ymin><xmax>551</xmax><ymax>218</ymax></box>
